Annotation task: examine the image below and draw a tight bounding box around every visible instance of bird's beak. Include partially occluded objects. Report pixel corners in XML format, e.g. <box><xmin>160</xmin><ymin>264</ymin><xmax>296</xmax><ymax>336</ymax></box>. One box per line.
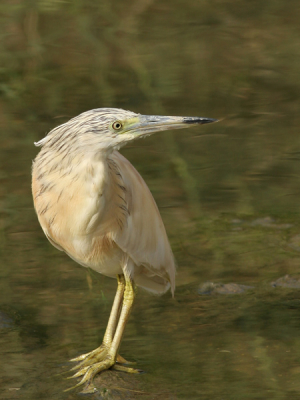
<box><xmin>124</xmin><ymin>114</ymin><xmax>218</xmax><ymax>137</ymax></box>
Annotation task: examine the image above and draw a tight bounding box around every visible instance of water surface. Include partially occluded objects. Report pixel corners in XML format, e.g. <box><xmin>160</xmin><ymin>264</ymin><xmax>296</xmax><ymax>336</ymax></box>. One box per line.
<box><xmin>1</xmin><ymin>1</ymin><xmax>300</xmax><ymax>399</ymax></box>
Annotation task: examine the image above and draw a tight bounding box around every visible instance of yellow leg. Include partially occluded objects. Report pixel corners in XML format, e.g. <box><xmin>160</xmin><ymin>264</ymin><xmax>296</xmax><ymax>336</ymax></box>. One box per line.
<box><xmin>108</xmin><ymin>275</ymin><xmax>134</xmax><ymax>357</ymax></box>
<box><xmin>67</xmin><ymin>274</ymin><xmax>138</xmax><ymax>391</ymax></box>
<box><xmin>70</xmin><ymin>275</ymin><xmax>125</xmax><ymax>364</ymax></box>
<box><xmin>103</xmin><ymin>274</ymin><xmax>125</xmax><ymax>346</ymax></box>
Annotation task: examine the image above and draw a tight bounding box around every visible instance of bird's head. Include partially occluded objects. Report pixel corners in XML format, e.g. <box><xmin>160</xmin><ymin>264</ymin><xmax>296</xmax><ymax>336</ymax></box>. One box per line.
<box><xmin>35</xmin><ymin>108</ymin><xmax>217</xmax><ymax>155</ymax></box>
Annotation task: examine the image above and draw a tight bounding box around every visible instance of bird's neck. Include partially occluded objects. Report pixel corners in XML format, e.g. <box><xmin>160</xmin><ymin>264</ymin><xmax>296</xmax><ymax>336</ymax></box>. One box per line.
<box><xmin>33</xmin><ymin>145</ymin><xmax>114</xmax><ymax>234</ymax></box>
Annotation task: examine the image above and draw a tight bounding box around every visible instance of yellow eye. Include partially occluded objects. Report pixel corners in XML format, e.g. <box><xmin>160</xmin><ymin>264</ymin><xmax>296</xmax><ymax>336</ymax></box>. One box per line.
<box><xmin>112</xmin><ymin>121</ymin><xmax>123</xmax><ymax>130</ymax></box>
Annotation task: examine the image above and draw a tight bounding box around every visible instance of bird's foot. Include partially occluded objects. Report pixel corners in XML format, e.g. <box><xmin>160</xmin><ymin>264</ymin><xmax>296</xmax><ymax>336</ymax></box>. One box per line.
<box><xmin>69</xmin><ymin>344</ymin><xmax>135</xmax><ymax>367</ymax></box>
<box><xmin>66</xmin><ymin>344</ymin><xmax>141</xmax><ymax>392</ymax></box>
<box><xmin>67</xmin><ymin>353</ymin><xmax>115</xmax><ymax>391</ymax></box>
<box><xmin>69</xmin><ymin>344</ymin><xmax>106</xmax><ymax>363</ymax></box>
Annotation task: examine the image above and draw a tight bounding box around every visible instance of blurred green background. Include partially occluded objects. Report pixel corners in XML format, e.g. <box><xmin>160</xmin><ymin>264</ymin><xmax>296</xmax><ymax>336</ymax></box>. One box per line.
<box><xmin>1</xmin><ymin>0</ymin><xmax>300</xmax><ymax>399</ymax></box>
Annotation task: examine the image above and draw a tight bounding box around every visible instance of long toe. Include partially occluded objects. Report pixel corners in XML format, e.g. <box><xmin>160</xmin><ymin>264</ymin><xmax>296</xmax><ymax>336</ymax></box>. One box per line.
<box><xmin>70</xmin><ymin>347</ymin><xmax>108</xmax><ymax>372</ymax></box>
<box><xmin>70</xmin><ymin>345</ymin><xmax>104</xmax><ymax>362</ymax></box>
<box><xmin>75</xmin><ymin>358</ymin><xmax>115</xmax><ymax>387</ymax></box>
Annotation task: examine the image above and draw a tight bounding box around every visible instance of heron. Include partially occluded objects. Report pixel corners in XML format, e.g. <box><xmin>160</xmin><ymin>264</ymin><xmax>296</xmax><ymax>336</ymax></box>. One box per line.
<box><xmin>31</xmin><ymin>108</ymin><xmax>217</xmax><ymax>391</ymax></box>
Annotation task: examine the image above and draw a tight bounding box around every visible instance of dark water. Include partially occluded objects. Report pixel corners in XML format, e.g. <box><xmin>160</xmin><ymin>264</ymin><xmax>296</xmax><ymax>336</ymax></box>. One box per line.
<box><xmin>1</xmin><ymin>1</ymin><xmax>300</xmax><ymax>399</ymax></box>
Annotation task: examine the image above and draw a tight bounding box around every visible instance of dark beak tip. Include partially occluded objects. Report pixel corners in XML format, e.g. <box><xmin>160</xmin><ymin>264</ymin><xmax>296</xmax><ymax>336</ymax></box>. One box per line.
<box><xmin>202</xmin><ymin>118</ymin><xmax>218</xmax><ymax>124</ymax></box>
<box><xmin>199</xmin><ymin>118</ymin><xmax>219</xmax><ymax>124</ymax></box>
<box><xmin>184</xmin><ymin>117</ymin><xmax>218</xmax><ymax>125</ymax></box>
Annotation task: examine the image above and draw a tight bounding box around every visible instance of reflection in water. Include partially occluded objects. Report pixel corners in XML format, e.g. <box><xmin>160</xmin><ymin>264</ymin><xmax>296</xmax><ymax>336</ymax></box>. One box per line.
<box><xmin>1</xmin><ymin>0</ymin><xmax>300</xmax><ymax>399</ymax></box>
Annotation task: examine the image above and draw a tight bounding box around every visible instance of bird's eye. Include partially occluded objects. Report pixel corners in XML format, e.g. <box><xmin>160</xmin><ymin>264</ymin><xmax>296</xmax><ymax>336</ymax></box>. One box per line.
<box><xmin>112</xmin><ymin>121</ymin><xmax>123</xmax><ymax>130</ymax></box>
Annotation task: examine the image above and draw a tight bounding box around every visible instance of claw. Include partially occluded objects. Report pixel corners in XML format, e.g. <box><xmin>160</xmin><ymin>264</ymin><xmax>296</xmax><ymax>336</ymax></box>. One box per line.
<box><xmin>64</xmin><ymin>381</ymin><xmax>89</xmax><ymax>393</ymax></box>
<box><xmin>79</xmin><ymin>385</ymin><xmax>98</xmax><ymax>394</ymax></box>
<box><xmin>112</xmin><ymin>364</ymin><xmax>143</xmax><ymax>374</ymax></box>
<box><xmin>116</xmin><ymin>354</ymin><xmax>136</xmax><ymax>365</ymax></box>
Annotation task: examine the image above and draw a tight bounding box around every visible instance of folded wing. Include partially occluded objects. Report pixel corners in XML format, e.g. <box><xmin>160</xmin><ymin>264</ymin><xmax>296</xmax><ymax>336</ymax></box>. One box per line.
<box><xmin>110</xmin><ymin>151</ymin><xmax>175</xmax><ymax>295</ymax></box>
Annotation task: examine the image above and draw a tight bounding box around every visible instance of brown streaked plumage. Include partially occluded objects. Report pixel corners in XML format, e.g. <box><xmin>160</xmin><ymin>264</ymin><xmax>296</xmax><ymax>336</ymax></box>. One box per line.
<box><xmin>32</xmin><ymin>108</ymin><xmax>217</xmax><ymax>392</ymax></box>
